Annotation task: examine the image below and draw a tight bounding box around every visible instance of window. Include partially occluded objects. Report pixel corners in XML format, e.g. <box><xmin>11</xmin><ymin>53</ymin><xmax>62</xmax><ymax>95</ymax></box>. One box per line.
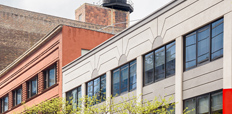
<box><xmin>27</xmin><ymin>76</ymin><xmax>38</xmax><ymax>98</ymax></box>
<box><xmin>43</xmin><ymin>64</ymin><xmax>57</xmax><ymax>89</ymax></box>
<box><xmin>13</xmin><ymin>87</ymin><xmax>22</xmax><ymax>106</ymax></box>
<box><xmin>87</xmin><ymin>74</ymin><xmax>106</xmax><ymax>103</ymax></box>
<box><xmin>81</xmin><ymin>49</ymin><xmax>89</xmax><ymax>56</ymax></box>
<box><xmin>1</xmin><ymin>95</ymin><xmax>8</xmax><ymax>113</ymax></box>
<box><xmin>79</xmin><ymin>14</ymin><xmax>82</xmax><ymax>21</ymax></box>
<box><xmin>144</xmin><ymin>41</ymin><xmax>175</xmax><ymax>86</ymax></box>
<box><xmin>184</xmin><ymin>91</ymin><xmax>222</xmax><ymax>114</ymax></box>
<box><xmin>66</xmin><ymin>86</ymin><xmax>82</xmax><ymax>109</ymax></box>
<box><xmin>112</xmin><ymin>60</ymin><xmax>136</xmax><ymax>96</ymax></box>
<box><xmin>184</xmin><ymin>18</ymin><xmax>223</xmax><ymax>70</ymax></box>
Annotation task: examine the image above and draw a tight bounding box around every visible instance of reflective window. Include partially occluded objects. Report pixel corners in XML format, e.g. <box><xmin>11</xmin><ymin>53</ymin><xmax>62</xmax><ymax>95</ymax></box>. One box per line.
<box><xmin>66</xmin><ymin>86</ymin><xmax>81</xmax><ymax>109</ymax></box>
<box><xmin>87</xmin><ymin>74</ymin><xmax>106</xmax><ymax>103</ymax></box>
<box><xmin>44</xmin><ymin>63</ymin><xmax>57</xmax><ymax>89</ymax></box>
<box><xmin>185</xmin><ymin>18</ymin><xmax>223</xmax><ymax>70</ymax></box>
<box><xmin>1</xmin><ymin>95</ymin><xmax>8</xmax><ymax>113</ymax></box>
<box><xmin>112</xmin><ymin>60</ymin><xmax>137</xmax><ymax>96</ymax></box>
<box><xmin>184</xmin><ymin>91</ymin><xmax>222</xmax><ymax>114</ymax></box>
<box><xmin>27</xmin><ymin>76</ymin><xmax>37</xmax><ymax>98</ymax></box>
<box><xmin>13</xmin><ymin>87</ymin><xmax>22</xmax><ymax>106</ymax></box>
<box><xmin>144</xmin><ymin>41</ymin><xmax>175</xmax><ymax>86</ymax></box>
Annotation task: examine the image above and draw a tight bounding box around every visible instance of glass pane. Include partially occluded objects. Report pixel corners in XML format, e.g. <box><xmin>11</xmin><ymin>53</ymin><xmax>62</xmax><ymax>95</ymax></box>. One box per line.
<box><xmin>31</xmin><ymin>79</ymin><xmax>37</xmax><ymax>96</ymax></box>
<box><xmin>184</xmin><ymin>98</ymin><xmax>196</xmax><ymax>114</ymax></box>
<box><xmin>211</xmin><ymin>92</ymin><xmax>222</xmax><ymax>114</ymax></box>
<box><xmin>17</xmin><ymin>89</ymin><xmax>22</xmax><ymax>105</ymax></box>
<box><xmin>166</xmin><ymin>42</ymin><xmax>175</xmax><ymax>76</ymax></box>
<box><xmin>101</xmin><ymin>75</ymin><xmax>106</xmax><ymax>101</ymax></box>
<box><xmin>155</xmin><ymin>47</ymin><xmax>165</xmax><ymax>80</ymax></box>
<box><xmin>197</xmin><ymin>95</ymin><xmax>209</xmax><ymax>114</ymax></box>
<box><xmin>186</xmin><ymin>45</ymin><xmax>196</xmax><ymax>62</ymax></box>
<box><xmin>121</xmin><ymin>64</ymin><xmax>129</xmax><ymax>93</ymax></box>
<box><xmin>66</xmin><ymin>91</ymin><xmax>72</xmax><ymax>104</ymax></box>
<box><xmin>72</xmin><ymin>89</ymin><xmax>77</xmax><ymax>109</ymax></box>
<box><xmin>49</xmin><ymin>68</ymin><xmax>56</xmax><ymax>87</ymax></box>
<box><xmin>113</xmin><ymin>68</ymin><xmax>120</xmax><ymax>96</ymax></box>
<box><xmin>144</xmin><ymin>52</ymin><xmax>154</xmax><ymax>84</ymax></box>
<box><xmin>167</xmin><ymin>105</ymin><xmax>175</xmax><ymax>114</ymax></box>
<box><xmin>4</xmin><ymin>97</ymin><xmax>8</xmax><ymax>112</ymax></box>
<box><xmin>186</xmin><ymin>33</ymin><xmax>196</xmax><ymax>46</ymax></box>
<box><xmin>77</xmin><ymin>87</ymin><xmax>82</xmax><ymax>107</ymax></box>
<box><xmin>211</xmin><ymin>34</ymin><xmax>223</xmax><ymax>59</ymax></box>
<box><xmin>212</xmin><ymin>18</ymin><xmax>223</xmax><ymax>28</ymax></box>
<box><xmin>130</xmin><ymin>60</ymin><xmax>136</xmax><ymax>90</ymax></box>
<box><xmin>87</xmin><ymin>81</ymin><xmax>93</xmax><ymax>98</ymax></box>
<box><xmin>197</xmin><ymin>27</ymin><xmax>210</xmax><ymax>63</ymax></box>
<box><xmin>94</xmin><ymin>78</ymin><xmax>100</xmax><ymax>100</ymax></box>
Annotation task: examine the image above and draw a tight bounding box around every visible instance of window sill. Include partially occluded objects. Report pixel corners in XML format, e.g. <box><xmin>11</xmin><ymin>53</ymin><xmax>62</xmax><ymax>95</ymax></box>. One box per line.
<box><xmin>43</xmin><ymin>83</ymin><xmax>58</xmax><ymax>93</ymax></box>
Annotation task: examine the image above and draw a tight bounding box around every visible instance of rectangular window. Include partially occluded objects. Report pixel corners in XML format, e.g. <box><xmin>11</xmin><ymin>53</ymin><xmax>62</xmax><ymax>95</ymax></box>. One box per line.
<box><xmin>87</xmin><ymin>74</ymin><xmax>106</xmax><ymax>103</ymax></box>
<box><xmin>1</xmin><ymin>95</ymin><xmax>8</xmax><ymax>113</ymax></box>
<box><xmin>27</xmin><ymin>76</ymin><xmax>38</xmax><ymax>99</ymax></box>
<box><xmin>144</xmin><ymin>41</ymin><xmax>175</xmax><ymax>86</ymax></box>
<box><xmin>184</xmin><ymin>91</ymin><xmax>222</xmax><ymax>114</ymax></box>
<box><xmin>44</xmin><ymin>63</ymin><xmax>57</xmax><ymax>89</ymax></box>
<box><xmin>184</xmin><ymin>18</ymin><xmax>223</xmax><ymax>70</ymax></box>
<box><xmin>112</xmin><ymin>60</ymin><xmax>136</xmax><ymax>96</ymax></box>
<box><xmin>66</xmin><ymin>86</ymin><xmax>82</xmax><ymax>109</ymax></box>
<box><xmin>13</xmin><ymin>87</ymin><xmax>22</xmax><ymax>106</ymax></box>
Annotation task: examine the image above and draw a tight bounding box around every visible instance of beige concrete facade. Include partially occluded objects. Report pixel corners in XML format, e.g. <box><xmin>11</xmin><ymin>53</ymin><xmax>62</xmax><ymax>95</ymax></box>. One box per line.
<box><xmin>63</xmin><ymin>0</ymin><xmax>231</xmax><ymax>113</ymax></box>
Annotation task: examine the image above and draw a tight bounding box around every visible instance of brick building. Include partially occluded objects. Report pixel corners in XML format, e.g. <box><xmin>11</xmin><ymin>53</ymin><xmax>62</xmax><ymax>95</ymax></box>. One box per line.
<box><xmin>0</xmin><ymin>25</ymin><xmax>114</xmax><ymax>113</ymax></box>
<box><xmin>0</xmin><ymin>3</ymin><xmax>131</xmax><ymax>71</ymax></box>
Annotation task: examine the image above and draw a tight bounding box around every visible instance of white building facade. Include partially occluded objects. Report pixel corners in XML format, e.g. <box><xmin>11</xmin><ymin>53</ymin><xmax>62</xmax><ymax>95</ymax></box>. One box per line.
<box><xmin>62</xmin><ymin>0</ymin><xmax>232</xmax><ymax>113</ymax></box>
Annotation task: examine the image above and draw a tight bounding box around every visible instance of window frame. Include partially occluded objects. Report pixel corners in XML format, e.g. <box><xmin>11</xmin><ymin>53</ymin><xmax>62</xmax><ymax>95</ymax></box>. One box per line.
<box><xmin>27</xmin><ymin>76</ymin><xmax>38</xmax><ymax>99</ymax></box>
<box><xmin>66</xmin><ymin>86</ymin><xmax>82</xmax><ymax>109</ymax></box>
<box><xmin>86</xmin><ymin>74</ymin><xmax>106</xmax><ymax>103</ymax></box>
<box><xmin>184</xmin><ymin>18</ymin><xmax>224</xmax><ymax>71</ymax></box>
<box><xmin>43</xmin><ymin>63</ymin><xmax>57</xmax><ymax>89</ymax></box>
<box><xmin>143</xmin><ymin>41</ymin><xmax>176</xmax><ymax>86</ymax></box>
<box><xmin>183</xmin><ymin>90</ymin><xmax>222</xmax><ymax>114</ymax></box>
<box><xmin>1</xmin><ymin>95</ymin><xmax>8</xmax><ymax>113</ymax></box>
<box><xmin>111</xmin><ymin>60</ymin><xmax>137</xmax><ymax>96</ymax></box>
<box><xmin>12</xmin><ymin>86</ymin><xmax>22</xmax><ymax>107</ymax></box>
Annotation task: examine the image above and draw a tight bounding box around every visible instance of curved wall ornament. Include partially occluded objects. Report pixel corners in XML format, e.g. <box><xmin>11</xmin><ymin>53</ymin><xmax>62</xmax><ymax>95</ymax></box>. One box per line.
<box><xmin>91</xmin><ymin>69</ymin><xmax>99</xmax><ymax>79</ymax></box>
<box><xmin>118</xmin><ymin>54</ymin><xmax>127</xmax><ymax>66</ymax></box>
<box><xmin>152</xmin><ymin>36</ymin><xmax>163</xmax><ymax>50</ymax></box>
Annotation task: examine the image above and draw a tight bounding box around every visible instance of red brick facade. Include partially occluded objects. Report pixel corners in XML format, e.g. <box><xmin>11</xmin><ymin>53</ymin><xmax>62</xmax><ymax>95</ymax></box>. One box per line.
<box><xmin>0</xmin><ymin>4</ymin><xmax>125</xmax><ymax>71</ymax></box>
<box><xmin>75</xmin><ymin>3</ymin><xmax>130</xmax><ymax>28</ymax></box>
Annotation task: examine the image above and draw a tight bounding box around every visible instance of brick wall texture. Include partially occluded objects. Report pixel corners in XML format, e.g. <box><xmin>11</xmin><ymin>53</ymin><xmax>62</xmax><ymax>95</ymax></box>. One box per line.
<box><xmin>0</xmin><ymin>4</ymin><xmax>126</xmax><ymax>71</ymax></box>
<box><xmin>75</xmin><ymin>3</ymin><xmax>129</xmax><ymax>28</ymax></box>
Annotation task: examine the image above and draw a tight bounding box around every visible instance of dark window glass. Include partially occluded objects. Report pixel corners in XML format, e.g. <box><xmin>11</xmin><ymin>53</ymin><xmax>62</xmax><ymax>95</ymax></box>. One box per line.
<box><xmin>184</xmin><ymin>98</ymin><xmax>196</xmax><ymax>114</ymax></box>
<box><xmin>144</xmin><ymin>52</ymin><xmax>154</xmax><ymax>84</ymax></box>
<box><xmin>211</xmin><ymin>91</ymin><xmax>222</xmax><ymax>114</ymax></box>
<box><xmin>184</xmin><ymin>91</ymin><xmax>222</xmax><ymax>114</ymax></box>
<box><xmin>113</xmin><ymin>68</ymin><xmax>120</xmax><ymax>96</ymax></box>
<box><xmin>155</xmin><ymin>47</ymin><xmax>165</xmax><ymax>80</ymax></box>
<box><xmin>197</xmin><ymin>26</ymin><xmax>210</xmax><ymax>64</ymax></box>
<box><xmin>27</xmin><ymin>76</ymin><xmax>37</xmax><ymax>98</ymax></box>
<box><xmin>185</xmin><ymin>33</ymin><xmax>196</xmax><ymax>70</ymax></box>
<box><xmin>112</xmin><ymin>60</ymin><xmax>136</xmax><ymax>96</ymax></box>
<box><xmin>44</xmin><ymin>64</ymin><xmax>56</xmax><ymax>89</ymax></box>
<box><xmin>144</xmin><ymin>41</ymin><xmax>175</xmax><ymax>86</ymax></box>
<box><xmin>120</xmin><ymin>64</ymin><xmax>129</xmax><ymax>93</ymax></box>
<box><xmin>184</xmin><ymin>18</ymin><xmax>223</xmax><ymax>70</ymax></box>
<box><xmin>129</xmin><ymin>60</ymin><xmax>136</xmax><ymax>90</ymax></box>
<box><xmin>197</xmin><ymin>95</ymin><xmax>209</xmax><ymax>114</ymax></box>
<box><xmin>66</xmin><ymin>86</ymin><xmax>81</xmax><ymax>109</ymax></box>
<box><xmin>166</xmin><ymin>42</ymin><xmax>176</xmax><ymax>77</ymax></box>
<box><xmin>211</xmin><ymin>19</ymin><xmax>223</xmax><ymax>60</ymax></box>
<box><xmin>86</xmin><ymin>74</ymin><xmax>106</xmax><ymax>104</ymax></box>
<box><xmin>13</xmin><ymin>87</ymin><xmax>22</xmax><ymax>106</ymax></box>
<box><xmin>1</xmin><ymin>95</ymin><xmax>8</xmax><ymax>113</ymax></box>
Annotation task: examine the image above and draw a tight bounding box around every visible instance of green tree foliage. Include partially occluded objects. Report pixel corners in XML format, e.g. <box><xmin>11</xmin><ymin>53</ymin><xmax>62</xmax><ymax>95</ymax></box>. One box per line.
<box><xmin>16</xmin><ymin>93</ymin><xmax>194</xmax><ymax>114</ymax></box>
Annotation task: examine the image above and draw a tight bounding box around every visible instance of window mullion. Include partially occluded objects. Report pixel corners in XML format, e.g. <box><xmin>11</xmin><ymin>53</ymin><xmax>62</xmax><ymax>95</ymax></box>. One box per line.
<box><xmin>196</xmin><ymin>31</ymin><xmax>198</xmax><ymax>66</ymax></box>
<box><xmin>153</xmin><ymin>51</ymin><xmax>155</xmax><ymax>82</ymax></box>
<box><xmin>165</xmin><ymin>46</ymin><xmax>166</xmax><ymax>78</ymax></box>
<box><xmin>209</xmin><ymin>24</ymin><xmax>212</xmax><ymax>61</ymax></box>
<box><xmin>119</xmin><ymin>67</ymin><xmax>121</xmax><ymax>95</ymax></box>
<box><xmin>128</xmin><ymin>63</ymin><xmax>130</xmax><ymax>92</ymax></box>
